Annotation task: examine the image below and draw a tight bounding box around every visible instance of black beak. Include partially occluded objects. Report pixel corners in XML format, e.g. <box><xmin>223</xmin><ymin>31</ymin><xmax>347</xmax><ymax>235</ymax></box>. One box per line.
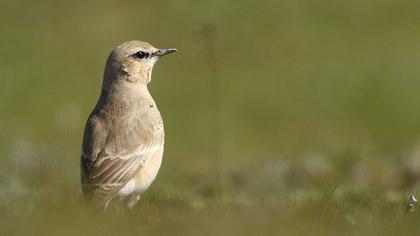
<box><xmin>153</xmin><ymin>48</ymin><xmax>177</xmax><ymax>57</ymax></box>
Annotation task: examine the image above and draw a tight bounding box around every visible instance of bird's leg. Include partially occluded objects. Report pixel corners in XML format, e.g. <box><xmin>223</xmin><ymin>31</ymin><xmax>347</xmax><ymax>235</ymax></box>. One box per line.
<box><xmin>125</xmin><ymin>192</ymin><xmax>141</xmax><ymax>209</ymax></box>
<box><xmin>111</xmin><ymin>198</ymin><xmax>125</xmax><ymax>215</ymax></box>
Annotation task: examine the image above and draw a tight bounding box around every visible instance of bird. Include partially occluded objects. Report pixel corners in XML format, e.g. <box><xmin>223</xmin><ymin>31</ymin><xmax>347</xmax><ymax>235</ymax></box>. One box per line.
<box><xmin>80</xmin><ymin>40</ymin><xmax>176</xmax><ymax>209</ymax></box>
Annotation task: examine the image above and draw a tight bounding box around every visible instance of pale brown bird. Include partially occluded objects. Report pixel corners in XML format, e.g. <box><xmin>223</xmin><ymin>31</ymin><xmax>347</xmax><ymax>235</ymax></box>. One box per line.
<box><xmin>80</xmin><ymin>40</ymin><xmax>176</xmax><ymax>209</ymax></box>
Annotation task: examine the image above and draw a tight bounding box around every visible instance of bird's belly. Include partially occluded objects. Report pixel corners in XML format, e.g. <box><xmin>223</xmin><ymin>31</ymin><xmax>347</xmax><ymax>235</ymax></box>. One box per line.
<box><xmin>117</xmin><ymin>146</ymin><xmax>163</xmax><ymax>197</ymax></box>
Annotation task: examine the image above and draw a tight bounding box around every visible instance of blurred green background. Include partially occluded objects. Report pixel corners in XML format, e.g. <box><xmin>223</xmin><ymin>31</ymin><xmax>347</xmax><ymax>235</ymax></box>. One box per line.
<box><xmin>2</xmin><ymin>0</ymin><xmax>420</xmax><ymax>235</ymax></box>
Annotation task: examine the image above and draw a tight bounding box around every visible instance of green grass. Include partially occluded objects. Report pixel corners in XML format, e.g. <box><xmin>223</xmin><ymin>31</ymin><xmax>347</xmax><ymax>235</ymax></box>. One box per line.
<box><xmin>2</xmin><ymin>0</ymin><xmax>420</xmax><ymax>234</ymax></box>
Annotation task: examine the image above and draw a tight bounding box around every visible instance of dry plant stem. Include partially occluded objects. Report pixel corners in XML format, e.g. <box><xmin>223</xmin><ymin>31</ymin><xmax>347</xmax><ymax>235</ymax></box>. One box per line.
<box><xmin>198</xmin><ymin>23</ymin><xmax>224</xmax><ymax>201</ymax></box>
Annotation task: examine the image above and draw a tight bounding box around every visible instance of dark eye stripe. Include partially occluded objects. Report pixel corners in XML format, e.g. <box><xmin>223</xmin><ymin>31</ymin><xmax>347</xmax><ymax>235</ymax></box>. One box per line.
<box><xmin>133</xmin><ymin>51</ymin><xmax>149</xmax><ymax>59</ymax></box>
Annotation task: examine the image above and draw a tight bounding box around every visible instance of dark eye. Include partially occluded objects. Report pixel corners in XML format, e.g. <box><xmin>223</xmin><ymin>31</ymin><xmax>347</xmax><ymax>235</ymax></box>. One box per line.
<box><xmin>133</xmin><ymin>51</ymin><xmax>149</xmax><ymax>59</ymax></box>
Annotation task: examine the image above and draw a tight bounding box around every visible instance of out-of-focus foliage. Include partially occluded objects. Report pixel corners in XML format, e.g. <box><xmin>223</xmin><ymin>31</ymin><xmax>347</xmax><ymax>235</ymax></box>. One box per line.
<box><xmin>2</xmin><ymin>0</ymin><xmax>420</xmax><ymax>235</ymax></box>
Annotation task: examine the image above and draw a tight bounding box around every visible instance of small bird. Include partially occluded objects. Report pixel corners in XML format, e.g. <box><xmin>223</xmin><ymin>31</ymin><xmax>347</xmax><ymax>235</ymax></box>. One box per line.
<box><xmin>80</xmin><ymin>40</ymin><xmax>176</xmax><ymax>209</ymax></box>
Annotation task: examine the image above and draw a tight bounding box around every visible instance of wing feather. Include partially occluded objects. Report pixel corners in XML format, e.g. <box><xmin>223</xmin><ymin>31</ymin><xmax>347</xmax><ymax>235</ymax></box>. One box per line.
<box><xmin>80</xmin><ymin>102</ymin><xmax>164</xmax><ymax>206</ymax></box>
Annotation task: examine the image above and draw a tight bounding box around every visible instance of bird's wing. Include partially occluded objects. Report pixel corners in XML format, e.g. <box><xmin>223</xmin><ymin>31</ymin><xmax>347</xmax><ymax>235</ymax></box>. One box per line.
<box><xmin>81</xmin><ymin>107</ymin><xmax>164</xmax><ymax>206</ymax></box>
<box><xmin>83</xmin><ymin>144</ymin><xmax>158</xmax><ymax>204</ymax></box>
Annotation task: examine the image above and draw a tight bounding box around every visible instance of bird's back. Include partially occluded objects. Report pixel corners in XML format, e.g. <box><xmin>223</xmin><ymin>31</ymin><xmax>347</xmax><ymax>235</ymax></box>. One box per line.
<box><xmin>81</xmin><ymin>85</ymin><xmax>164</xmax><ymax>206</ymax></box>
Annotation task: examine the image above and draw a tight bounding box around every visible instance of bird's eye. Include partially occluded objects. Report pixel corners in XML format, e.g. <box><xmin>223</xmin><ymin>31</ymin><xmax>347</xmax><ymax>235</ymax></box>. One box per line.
<box><xmin>134</xmin><ymin>51</ymin><xmax>149</xmax><ymax>59</ymax></box>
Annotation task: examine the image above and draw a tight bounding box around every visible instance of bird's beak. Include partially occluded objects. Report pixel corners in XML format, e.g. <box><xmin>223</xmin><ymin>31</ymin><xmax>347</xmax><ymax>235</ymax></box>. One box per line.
<box><xmin>153</xmin><ymin>48</ymin><xmax>177</xmax><ymax>57</ymax></box>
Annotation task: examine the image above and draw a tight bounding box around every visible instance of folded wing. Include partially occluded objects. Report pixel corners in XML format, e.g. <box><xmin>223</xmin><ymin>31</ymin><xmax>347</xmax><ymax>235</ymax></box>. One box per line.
<box><xmin>81</xmin><ymin>106</ymin><xmax>164</xmax><ymax>207</ymax></box>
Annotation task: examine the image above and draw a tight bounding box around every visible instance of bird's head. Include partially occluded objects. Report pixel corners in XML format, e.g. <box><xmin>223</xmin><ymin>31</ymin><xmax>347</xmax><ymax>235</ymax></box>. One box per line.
<box><xmin>103</xmin><ymin>40</ymin><xmax>176</xmax><ymax>87</ymax></box>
